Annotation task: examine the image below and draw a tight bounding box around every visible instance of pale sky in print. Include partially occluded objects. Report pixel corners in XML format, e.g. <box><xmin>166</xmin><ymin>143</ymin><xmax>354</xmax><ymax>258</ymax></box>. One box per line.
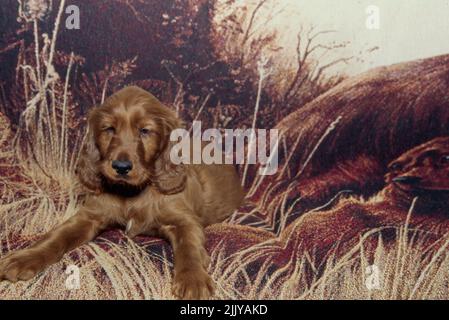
<box><xmin>253</xmin><ymin>0</ymin><xmax>449</xmax><ymax>75</ymax></box>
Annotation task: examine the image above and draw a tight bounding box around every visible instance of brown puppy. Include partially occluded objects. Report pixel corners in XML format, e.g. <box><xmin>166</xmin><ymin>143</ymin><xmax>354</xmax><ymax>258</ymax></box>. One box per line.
<box><xmin>285</xmin><ymin>136</ymin><xmax>449</xmax><ymax>263</ymax></box>
<box><xmin>0</xmin><ymin>86</ymin><xmax>244</xmax><ymax>299</ymax></box>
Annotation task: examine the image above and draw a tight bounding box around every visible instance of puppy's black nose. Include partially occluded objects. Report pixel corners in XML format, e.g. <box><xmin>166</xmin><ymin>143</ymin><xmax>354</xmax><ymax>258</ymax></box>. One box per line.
<box><xmin>112</xmin><ymin>160</ymin><xmax>133</xmax><ymax>175</ymax></box>
<box><xmin>392</xmin><ymin>176</ymin><xmax>422</xmax><ymax>185</ymax></box>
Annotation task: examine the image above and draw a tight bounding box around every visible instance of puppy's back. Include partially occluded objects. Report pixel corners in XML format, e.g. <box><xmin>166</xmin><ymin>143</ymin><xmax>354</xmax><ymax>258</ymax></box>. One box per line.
<box><xmin>190</xmin><ymin>163</ymin><xmax>244</xmax><ymax>225</ymax></box>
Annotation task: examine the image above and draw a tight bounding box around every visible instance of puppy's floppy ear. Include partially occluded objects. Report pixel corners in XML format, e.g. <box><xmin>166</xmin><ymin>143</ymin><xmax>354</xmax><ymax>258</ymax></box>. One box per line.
<box><xmin>153</xmin><ymin>110</ymin><xmax>187</xmax><ymax>195</ymax></box>
<box><xmin>76</xmin><ymin>111</ymin><xmax>102</xmax><ymax>194</ymax></box>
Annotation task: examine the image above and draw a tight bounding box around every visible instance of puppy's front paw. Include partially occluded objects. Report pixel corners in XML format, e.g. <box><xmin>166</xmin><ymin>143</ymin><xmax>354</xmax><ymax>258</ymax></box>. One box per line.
<box><xmin>0</xmin><ymin>249</ymin><xmax>48</xmax><ymax>282</ymax></box>
<box><xmin>172</xmin><ymin>268</ymin><xmax>215</xmax><ymax>300</ymax></box>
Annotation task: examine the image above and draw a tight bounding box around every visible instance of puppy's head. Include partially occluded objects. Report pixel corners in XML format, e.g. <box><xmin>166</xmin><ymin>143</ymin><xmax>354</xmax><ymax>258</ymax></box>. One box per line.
<box><xmin>385</xmin><ymin>136</ymin><xmax>449</xmax><ymax>194</ymax></box>
<box><xmin>77</xmin><ymin>86</ymin><xmax>186</xmax><ymax>195</ymax></box>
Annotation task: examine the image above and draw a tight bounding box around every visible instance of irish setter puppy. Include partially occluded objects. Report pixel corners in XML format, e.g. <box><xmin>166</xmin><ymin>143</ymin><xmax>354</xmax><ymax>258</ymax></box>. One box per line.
<box><xmin>284</xmin><ymin>136</ymin><xmax>449</xmax><ymax>264</ymax></box>
<box><xmin>0</xmin><ymin>86</ymin><xmax>244</xmax><ymax>299</ymax></box>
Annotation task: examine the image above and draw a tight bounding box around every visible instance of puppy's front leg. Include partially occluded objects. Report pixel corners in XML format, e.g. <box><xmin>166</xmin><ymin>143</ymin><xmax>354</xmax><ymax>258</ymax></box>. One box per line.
<box><xmin>0</xmin><ymin>210</ymin><xmax>108</xmax><ymax>282</ymax></box>
<box><xmin>160</xmin><ymin>219</ymin><xmax>214</xmax><ymax>300</ymax></box>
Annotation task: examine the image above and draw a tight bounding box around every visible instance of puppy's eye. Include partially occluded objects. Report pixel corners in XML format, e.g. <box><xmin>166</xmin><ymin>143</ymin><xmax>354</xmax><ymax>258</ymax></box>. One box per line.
<box><xmin>140</xmin><ymin>128</ymin><xmax>151</xmax><ymax>136</ymax></box>
<box><xmin>104</xmin><ymin>126</ymin><xmax>115</xmax><ymax>134</ymax></box>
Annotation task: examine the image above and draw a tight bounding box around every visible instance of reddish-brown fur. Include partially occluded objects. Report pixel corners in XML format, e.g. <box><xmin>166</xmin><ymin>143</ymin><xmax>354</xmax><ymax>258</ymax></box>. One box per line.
<box><xmin>282</xmin><ymin>155</ymin><xmax>384</xmax><ymax>224</ymax></box>
<box><xmin>285</xmin><ymin>136</ymin><xmax>449</xmax><ymax>264</ymax></box>
<box><xmin>275</xmin><ymin>54</ymin><xmax>449</xmax><ymax>211</ymax></box>
<box><xmin>0</xmin><ymin>86</ymin><xmax>244</xmax><ymax>299</ymax></box>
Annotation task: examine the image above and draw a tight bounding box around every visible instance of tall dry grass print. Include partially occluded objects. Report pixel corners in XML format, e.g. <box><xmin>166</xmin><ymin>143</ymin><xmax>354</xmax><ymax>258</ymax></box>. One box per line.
<box><xmin>1</xmin><ymin>0</ymin><xmax>449</xmax><ymax>299</ymax></box>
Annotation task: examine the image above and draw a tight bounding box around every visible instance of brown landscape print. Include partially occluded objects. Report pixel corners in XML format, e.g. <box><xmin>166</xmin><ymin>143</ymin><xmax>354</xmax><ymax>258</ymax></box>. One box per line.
<box><xmin>1</xmin><ymin>0</ymin><xmax>449</xmax><ymax>299</ymax></box>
